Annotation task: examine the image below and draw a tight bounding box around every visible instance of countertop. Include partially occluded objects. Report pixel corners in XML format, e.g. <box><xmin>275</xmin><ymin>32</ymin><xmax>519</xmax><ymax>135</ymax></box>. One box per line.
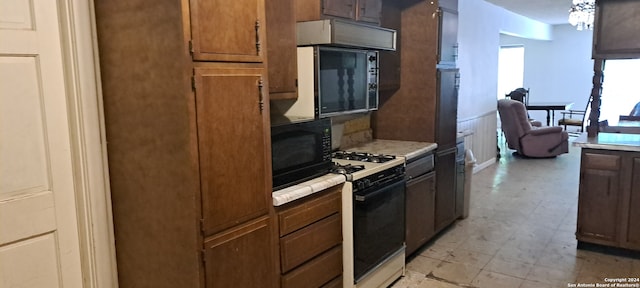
<box><xmin>343</xmin><ymin>139</ymin><xmax>438</xmax><ymax>160</ymax></box>
<box><xmin>272</xmin><ymin>174</ymin><xmax>346</xmax><ymax>206</ymax></box>
<box><xmin>573</xmin><ymin>132</ymin><xmax>640</xmax><ymax>152</ymax></box>
<box><xmin>272</xmin><ymin>139</ymin><xmax>437</xmax><ymax>206</ymax></box>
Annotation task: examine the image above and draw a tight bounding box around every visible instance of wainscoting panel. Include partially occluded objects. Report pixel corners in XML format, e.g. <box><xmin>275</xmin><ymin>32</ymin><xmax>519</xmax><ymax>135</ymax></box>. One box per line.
<box><xmin>458</xmin><ymin>112</ymin><xmax>498</xmax><ymax>173</ymax></box>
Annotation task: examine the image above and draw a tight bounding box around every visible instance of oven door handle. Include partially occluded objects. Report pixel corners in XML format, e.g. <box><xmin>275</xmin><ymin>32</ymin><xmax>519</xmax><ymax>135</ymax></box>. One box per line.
<box><xmin>354</xmin><ymin>178</ymin><xmax>405</xmax><ymax>202</ymax></box>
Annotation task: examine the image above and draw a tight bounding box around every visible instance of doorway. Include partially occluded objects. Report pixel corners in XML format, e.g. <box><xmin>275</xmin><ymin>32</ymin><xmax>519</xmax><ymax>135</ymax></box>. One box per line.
<box><xmin>497</xmin><ymin>45</ymin><xmax>525</xmax><ymax>100</ymax></box>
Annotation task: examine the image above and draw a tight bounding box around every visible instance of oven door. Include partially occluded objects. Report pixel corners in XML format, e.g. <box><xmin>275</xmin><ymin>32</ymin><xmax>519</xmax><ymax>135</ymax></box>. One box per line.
<box><xmin>353</xmin><ymin>176</ymin><xmax>406</xmax><ymax>282</ymax></box>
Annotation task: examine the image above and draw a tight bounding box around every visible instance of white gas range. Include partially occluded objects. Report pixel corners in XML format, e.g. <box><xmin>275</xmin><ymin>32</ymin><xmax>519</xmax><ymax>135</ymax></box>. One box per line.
<box><xmin>331</xmin><ymin>151</ymin><xmax>406</xmax><ymax>288</ymax></box>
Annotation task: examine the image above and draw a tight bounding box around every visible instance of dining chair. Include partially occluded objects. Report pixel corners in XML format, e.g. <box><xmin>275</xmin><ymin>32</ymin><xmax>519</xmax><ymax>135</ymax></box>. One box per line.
<box><xmin>505</xmin><ymin>88</ymin><xmax>541</xmax><ymax>127</ymax></box>
<box><xmin>558</xmin><ymin>95</ymin><xmax>591</xmax><ymax>133</ymax></box>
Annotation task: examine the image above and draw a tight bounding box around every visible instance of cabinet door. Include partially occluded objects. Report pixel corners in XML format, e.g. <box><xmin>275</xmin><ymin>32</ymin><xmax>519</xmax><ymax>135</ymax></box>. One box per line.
<box><xmin>322</xmin><ymin>0</ymin><xmax>356</xmax><ymax>19</ymax></box>
<box><xmin>436</xmin><ymin>69</ymin><xmax>459</xmax><ymax>147</ymax></box>
<box><xmin>437</xmin><ymin>7</ymin><xmax>458</xmax><ymax>65</ymax></box>
<box><xmin>405</xmin><ymin>171</ymin><xmax>435</xmax><ymax>256</ymax></box>
<box><xmin>204</xmin><ymin>216</ymin><xmax>275</xmax><ymax>288</ymax></box>
<box><xmin>190</xmin><ymin>0</ymin><xmax>266</xmax><ymax>62</ymax></box>
<box><xmin>593</xmin><ymin>0</ymin><xmax>640</xmax><ymax>59</ymax></box>
<box><xmin>378</xmin><ymin>0</ymin><xmax>401</xmax><ymax>91</ymax></box>
<box><xmin>195</xmin><ymin>66</ymin><xmax>271</xmax><ymax>235</ymax></box>
<box><xmin>357</xmin><ymin>0</ymin><xmax>382</xmax><ymax>24</ymax></box>
<box><xmin>435</xmin><ymin>148</ymin><xmax>457</xmax><ymax>232</ymax></box>
<box><xmin>577</xmin><ymin>152</ymin><xmax>621</xmax><ymax>245</ymax></box>
<box><xmin>266</xmin><ymin>0</ymin><xmax>298</xmax><ymax>99</ymax></box>
<box><xmin>624</xmin><ymin>157</ymin><xmax>640</xmax><ymax>249</ymax></box>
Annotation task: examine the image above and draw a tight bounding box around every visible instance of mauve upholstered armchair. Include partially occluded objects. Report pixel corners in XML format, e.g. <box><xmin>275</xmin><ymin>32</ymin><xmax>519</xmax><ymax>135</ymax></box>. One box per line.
<box><xmin>498</xmin><ymin>99</ymin><xmax>569</xmax><ymax>158</ymax></box>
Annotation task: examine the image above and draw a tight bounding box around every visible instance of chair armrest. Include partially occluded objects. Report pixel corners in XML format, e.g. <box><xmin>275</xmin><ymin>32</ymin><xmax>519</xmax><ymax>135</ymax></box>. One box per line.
<box><xmin>528</xmin><ymin>126</ymin><xmax>563</xmax><ymax>135</ymax></box>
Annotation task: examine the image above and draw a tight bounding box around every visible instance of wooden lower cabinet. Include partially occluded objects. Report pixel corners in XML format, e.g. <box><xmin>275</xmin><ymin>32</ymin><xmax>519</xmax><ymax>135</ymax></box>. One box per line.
<box><xmin>276</xmin><ymin>185</ymin><xmax>343</xmax><ymax>288</ymax></box>
<box><xmin>623</xmin><ymin>157</ymin><xmax>640</xmax><ymax>249</ymax></box>
<box><xmin>204</xmin><ymin>216</ymin><xmax>274</xmax><ymax>287</ymax></box>
<box><xmin>405</xmin><ymin>171</ymin><xmax>436</xmax><ymax>255</ymax></box>
<box><xmin>435</xmin><ymin>148</ymin><xmax>457</xmax><ymax>233</ymax></box>
<box><xmin>577</xmin><ymin>148</ymin><xmax>640</xmax><ymax>250</ymax></box>
<box><xmin>577</xmin><ymin>151</ymin><xmax>621</xmax><ymax>245</ymax></box>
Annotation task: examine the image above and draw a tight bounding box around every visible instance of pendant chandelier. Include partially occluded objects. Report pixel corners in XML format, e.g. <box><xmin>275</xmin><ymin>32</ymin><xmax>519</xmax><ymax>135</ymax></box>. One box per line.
<box><xmin>569</xmin><ymin>0</ymin><xmax>596</xmax><ymax>30</ymax></box>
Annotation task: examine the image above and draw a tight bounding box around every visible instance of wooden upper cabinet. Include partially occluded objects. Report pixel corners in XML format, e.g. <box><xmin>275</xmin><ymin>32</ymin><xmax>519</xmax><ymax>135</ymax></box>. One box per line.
<box><xmin>195</xmin><ymin>65</ymin><xmax>271</xmax><ymax>236</ymax></box>
<box><xmin>323</xmin><ymin>0</ymin><xmax>356</xmax><ymax>19</ymax></box>
<box><xmin>297</xmin><ymin>0</ymin><xmax>381</xmax><ymax>24</ymax></box>
<box><xmin>378</xmin><ymin>0</ymin><xmax>401</xmax><ymax>91</ymax></box>
<box><xmin>357</xmin><ymin>0</ymin><xmax>382</xmax><ymax>24</ymax></box>
<box><xmin>593</xmin><ymin>0</ymin><xmax>640</xmax><ymax>59</ymax></box>
<box><xmin>190</xmin><ymin>0</ymin><xmax>266</xmax><ymax>62</ymax></box>
<box><xmin>266</xmin><ymin>0</ymin><xmax>298</xmax><ymax>99</ymax></box>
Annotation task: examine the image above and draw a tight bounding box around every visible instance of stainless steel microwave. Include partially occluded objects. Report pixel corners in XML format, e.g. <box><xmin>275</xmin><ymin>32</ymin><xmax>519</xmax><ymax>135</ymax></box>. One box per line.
<box><xmin>271</xmin><ymin>117</ymin><xmax>332</xmax><ymax>191</ymax></box>
<box><xmin>295</xmin><ymin>46</ymin><xmax>380</xmax><ymax>118</ymax></box>
<box><xmin>270</xmin><ymin>19</ymin><xmax>396</xmax><ymax>120</ymax></box>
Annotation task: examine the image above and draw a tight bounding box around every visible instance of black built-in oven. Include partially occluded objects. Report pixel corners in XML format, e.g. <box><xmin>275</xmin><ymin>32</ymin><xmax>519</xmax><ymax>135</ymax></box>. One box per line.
<box><xmin>271</xmin><ymin>117</ymin><xmax>332</xmax><ymax>190</ymax></box>
<box><xmin>352</xmin><ymin>164</ymin><xmax>406</xmax><ymax>282</ymax></box>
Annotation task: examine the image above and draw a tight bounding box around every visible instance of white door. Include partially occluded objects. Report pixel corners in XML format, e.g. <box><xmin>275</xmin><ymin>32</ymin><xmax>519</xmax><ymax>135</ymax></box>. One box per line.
<box><xmin>0</xmin><ymin>0</ymin><xmax>83</xmax><ymax>287</ymax></box>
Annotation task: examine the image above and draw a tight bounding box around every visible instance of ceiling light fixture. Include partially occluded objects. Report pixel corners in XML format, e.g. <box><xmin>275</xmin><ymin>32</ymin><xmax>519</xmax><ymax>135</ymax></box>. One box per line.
<box><xmin>569</xmin><ymin>0</ymin><xmax>596</xmax><ymax>30</ymax></box>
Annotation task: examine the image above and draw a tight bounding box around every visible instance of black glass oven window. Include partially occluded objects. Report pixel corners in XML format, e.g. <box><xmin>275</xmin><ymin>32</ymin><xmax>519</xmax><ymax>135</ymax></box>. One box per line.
<box><xmin>319</xmin><ymin>49</ymin><xmax>368</xmax><ymax>114</ymax></box>
<box><xmin>353</xmin><ymin>178</ymin><xmax>405</xmax><ymax>282</ymax></box>
<box><xmin>271</xmin><ymin>131</ymin><xmax>317</xmax><ymax>172</ymax></box>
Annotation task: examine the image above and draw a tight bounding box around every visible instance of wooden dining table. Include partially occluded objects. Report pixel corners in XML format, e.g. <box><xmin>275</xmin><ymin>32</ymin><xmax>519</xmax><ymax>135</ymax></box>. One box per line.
<box><xmin>526</xmin><ymin>102</ymin><xmax>574</xmax><ymax>126</ymax></box>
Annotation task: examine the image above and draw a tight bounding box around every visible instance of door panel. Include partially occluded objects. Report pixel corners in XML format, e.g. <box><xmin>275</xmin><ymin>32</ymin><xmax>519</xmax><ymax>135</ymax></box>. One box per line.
<box><xmin>577</xmin><ymin>168</ymin><xmax>620</xmax><ymax>244</ymax></box>
<box><xmin>436</xmin><ymin>69</ymin><xmax>459</xmax><ymax>148</ymax></box>
<box><xmin>195</xmin><ymin>66</ymin><xmax>271</xmax><ymax>236</ymax></box>
<box><xmin>322</xmin><ymin>0</ymin><xmax>355</xmax><ymax>19</ymax></box>
<box><xmin>405</xmin><ymin>171</ymin><xmax>435</xmax><ymax>255</ymax></box>
<box><xmin>0</xmin><ymin>0</ymin><xmax>83</xmax><ymax>287</ymax></box>
<box><xmin>190</xmin><ymin>0</ymin><xmax>266</xmax><ymax>62</ymax></box>
<box><xmin>357</xmin><ymin>0</ymin><xmax>381</xmax><ymax>24</ymax></box>
<box><xmin>0</xmin><ymin>234</ymin><xmax>61</xmax><ymax>288</ymax></box>
<box><xmin>435</xmin><ymin>148</ymin><xmax>456</xmax><ymax>232</ymax></box>
<box><xmin>625</xmin><ymin>157</ymin><xmax>640</xmax><ymax>248</ymax></box>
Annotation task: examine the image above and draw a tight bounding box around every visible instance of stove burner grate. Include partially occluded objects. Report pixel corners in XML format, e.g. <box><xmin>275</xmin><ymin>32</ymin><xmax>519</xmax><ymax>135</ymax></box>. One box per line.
<box><xmin>332</xmin><ymin>151</ymin><xmax>397</xmax><ymax>163</ymax></box>
<box><xmin>330</xmin><ymin>163</ymin><xmax>365</xmax><ymax>175</ymax></box>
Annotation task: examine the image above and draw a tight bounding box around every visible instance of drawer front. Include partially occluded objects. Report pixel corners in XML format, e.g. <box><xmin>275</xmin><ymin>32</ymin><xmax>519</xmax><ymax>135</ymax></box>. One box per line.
<box><xmin>280</xmin><ymin>213</ymin><xmax>342</xmax><ymax>272</ymax></box>
<box><xmin>278</xmin><ymin>186</ymin><xmax>341</xmax><ymax>236</ymax></box>
<box><xmin>281</xmin><ymin>246</ymin><xmax>343</xmax><ymax>288</ymax></box>
<box><xmin>321</xmin><ymin>276</ymin><xmax>343</xmax><ymax>288</ymax></box>
<box><xmin>582</xmin><ymin>152</ymin><xmax>621</xmax><ymax>171</ymax></box>
<box><xmin>406</xmin><ymin>154</ymin><xmax>434</xmax><ymax>179</ymax></box>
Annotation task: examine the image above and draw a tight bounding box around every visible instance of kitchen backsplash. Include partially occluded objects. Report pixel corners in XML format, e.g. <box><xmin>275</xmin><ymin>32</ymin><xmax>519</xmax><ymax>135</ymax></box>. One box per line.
<box><xmin>339</xmin><ymin>114</ymin><xmax>373</xmax><ymax>149</ymax></box>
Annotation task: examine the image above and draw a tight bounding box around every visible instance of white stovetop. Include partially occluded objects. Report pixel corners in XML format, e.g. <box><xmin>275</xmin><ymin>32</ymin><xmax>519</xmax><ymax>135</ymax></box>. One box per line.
<box><xmin>333</xmin><ymin>157</ymin><xmax>405</xmax><ymax>181</ymax></box>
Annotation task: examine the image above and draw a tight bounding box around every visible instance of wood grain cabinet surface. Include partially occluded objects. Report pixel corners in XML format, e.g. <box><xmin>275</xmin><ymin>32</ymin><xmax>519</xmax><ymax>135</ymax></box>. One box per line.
<box><xmin>266</xmin><ymin>0</ymin><xmax>298</xmax><ymax>99</ymax></box>
<box><xmin>190</xmin><ymin>0</ymin><xmax>267</xmax><ymax>62</ymax></box>
<box><xmin>593</xmin><ymin>0</ymin><xmax>640</xmax><ymax>59</ymax></box>
<box><xmin>95</xmin><ymin>1</ymin><xmax>277</xmax><ymax>287</ymax></box>
<box><xmin>296</xmin><ymin>0</ymin><xmax>382</xmax><ymax>24</ymax></box>
<box><xmin>405</xmin><ymin>171</ymin><xmax>436</xmax><ymax>255</ymax></box>
<box><xmin>276</xmin><ymin>185</ymin><xmax>343</xmax><ymax>288</ymax></box>
<box><xmin>577</xmin><ymin>148</ymin><xmax>640</xmax><ymax>251</ymax></box>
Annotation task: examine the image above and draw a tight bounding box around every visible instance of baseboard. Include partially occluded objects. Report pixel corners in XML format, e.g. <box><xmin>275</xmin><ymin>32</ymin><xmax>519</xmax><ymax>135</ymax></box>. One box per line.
<box><xmin>472</xmin><ymin>157</ymin><xmax>496</xmax><ymax>174</ymax></box>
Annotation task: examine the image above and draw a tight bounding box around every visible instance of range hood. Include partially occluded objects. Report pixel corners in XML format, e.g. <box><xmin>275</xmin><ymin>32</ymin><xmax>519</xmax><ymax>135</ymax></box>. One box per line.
<box><xmin>296</xmin><ymin>19</ymin><xmax>396</xmax><ymax>51</ymax></box>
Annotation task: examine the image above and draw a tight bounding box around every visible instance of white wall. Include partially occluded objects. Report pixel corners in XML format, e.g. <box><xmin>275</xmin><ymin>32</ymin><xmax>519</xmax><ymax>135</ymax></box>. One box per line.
<box><xmin>499</xmin><ymin>25</ymin><xmax>594</xmax><ymax>123</ymax></box>
<box><xmin>457</xmin><ymin>0</ymin><xmax>552</xmax><ymax>121</ymax></box>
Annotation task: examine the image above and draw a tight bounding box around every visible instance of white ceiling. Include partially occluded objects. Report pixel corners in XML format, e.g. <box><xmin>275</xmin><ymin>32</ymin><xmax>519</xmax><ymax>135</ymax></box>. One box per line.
<box><xmin>482</xmin><ymin>0</ymin><xmax>574</xmax><ymax>25</ymax></box>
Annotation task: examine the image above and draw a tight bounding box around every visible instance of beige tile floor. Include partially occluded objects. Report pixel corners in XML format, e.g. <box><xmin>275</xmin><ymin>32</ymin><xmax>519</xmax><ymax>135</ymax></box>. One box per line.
<box><xmin>392</xmin><ymin>138</ymin><xmax>640</xmax><ymax>288</ymax></box>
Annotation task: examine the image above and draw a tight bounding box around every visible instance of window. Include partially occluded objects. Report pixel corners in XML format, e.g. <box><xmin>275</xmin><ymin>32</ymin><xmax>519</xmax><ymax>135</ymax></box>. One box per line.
<box><xmin>600</xmin><ymin>59</ymin><xmax>640</xmax><ymax>125</ymax></box>
<box><xmin>497</xmin><ymin>45</ymin><xmax>525</xmax><ymax>100</ymax></box>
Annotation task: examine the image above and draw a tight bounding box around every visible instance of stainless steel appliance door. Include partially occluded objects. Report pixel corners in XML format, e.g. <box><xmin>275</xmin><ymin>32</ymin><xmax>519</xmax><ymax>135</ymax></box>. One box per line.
<box><xmin>318</xmin><ymin>47</ymin><xmax>371</xmax><ymax>117</ymax></box>
<box><xmin>352</xmin><ymin>177</ymin><xmax>405</xmax><ymax>282</ymax></box>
